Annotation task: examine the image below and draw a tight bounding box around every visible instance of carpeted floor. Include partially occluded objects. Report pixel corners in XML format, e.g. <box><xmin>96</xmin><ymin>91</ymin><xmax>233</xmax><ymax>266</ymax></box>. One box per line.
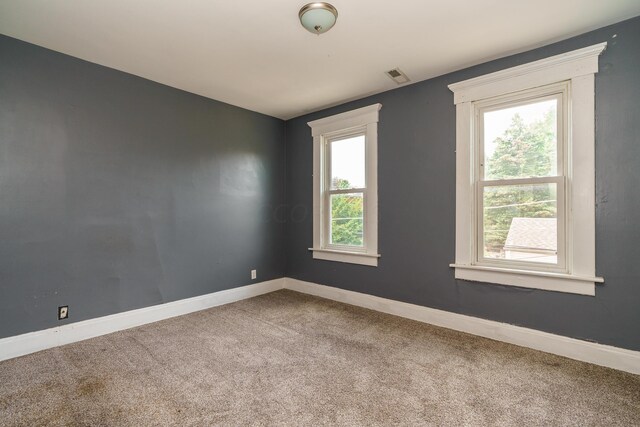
<box><xmin>0</xmin><ymin>290</ymin><xmax>638</xmax><ymax>426</ymax></box>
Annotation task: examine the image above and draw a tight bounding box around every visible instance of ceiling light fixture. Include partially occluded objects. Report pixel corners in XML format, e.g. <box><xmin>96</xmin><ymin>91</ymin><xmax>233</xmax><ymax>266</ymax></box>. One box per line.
<box><xmin>299</xmin><ymin>2</ymin><xmax>338</xmax><ymax>35</ymax></box>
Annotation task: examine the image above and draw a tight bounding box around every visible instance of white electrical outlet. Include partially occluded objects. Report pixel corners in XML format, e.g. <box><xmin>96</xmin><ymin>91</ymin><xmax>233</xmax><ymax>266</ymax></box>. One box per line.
<box><xmin>58</xmin><ymin>306</ymin><xmax>68</xmax><ymax>320</ymax></box>
<box><xmin>251</xmin><ymin>269</ymin><xmax>257</xmax><ymax>280</ymax></box>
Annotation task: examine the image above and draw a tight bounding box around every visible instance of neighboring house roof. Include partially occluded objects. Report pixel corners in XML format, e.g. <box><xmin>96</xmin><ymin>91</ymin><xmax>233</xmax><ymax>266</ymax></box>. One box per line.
<box><xmin>504</xmin><ymin>217</ymin><xmax>557</xmax><ymax>252</ymax></box>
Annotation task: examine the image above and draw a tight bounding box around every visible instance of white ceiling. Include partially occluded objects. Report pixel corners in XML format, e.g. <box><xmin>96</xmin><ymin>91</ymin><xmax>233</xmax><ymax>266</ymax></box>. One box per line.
<box><xmin>1</xmin><ymin>1</ymin><xmax>639</xmax><ymax>120</ymax></box>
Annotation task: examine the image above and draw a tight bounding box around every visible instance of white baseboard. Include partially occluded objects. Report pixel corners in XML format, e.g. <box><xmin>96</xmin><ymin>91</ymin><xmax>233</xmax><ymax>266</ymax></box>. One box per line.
<box><xmin>0</xmin><ymin>278</ymin><xmax>285</xmax><ymax>362</ymax></box>
<box><xmin>3</xmin><ymin>276</ymin><xmax>638</xmax><ymax>376</ymax></box>
<box><xmin>283</xmin><ymin>278</ymin><xmax>640</xmax><ymax>375</ymax></box>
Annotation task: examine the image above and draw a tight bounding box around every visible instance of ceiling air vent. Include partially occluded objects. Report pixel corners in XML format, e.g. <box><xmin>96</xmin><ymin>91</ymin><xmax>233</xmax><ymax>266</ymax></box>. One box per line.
<box><xmin>386</xmin><ymin>68</ymin><xmax>410</xmax><ymax>85</ymax></box>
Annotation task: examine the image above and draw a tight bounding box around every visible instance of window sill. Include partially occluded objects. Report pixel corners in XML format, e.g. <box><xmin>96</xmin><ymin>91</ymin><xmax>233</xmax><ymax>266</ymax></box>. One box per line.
<box><xmin>449</xmin><ymin>264</ymin><xmax>603</xmax><ymax>296</ymax></box>
<box><xmin>309</xmin><ymin>248</ymin><xmax>380</xmax><ymax>267</ymax></box>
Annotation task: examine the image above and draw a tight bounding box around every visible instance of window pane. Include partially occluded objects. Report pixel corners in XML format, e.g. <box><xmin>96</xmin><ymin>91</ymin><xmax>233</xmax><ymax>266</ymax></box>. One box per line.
<box><xmin>330</xmin><ymin>193</ymin><xmax>364</xmax><ymax>247</ymax></box>
<box><xmin>483</xmin><ymin>99</ymin><xmax>558</xmax><ymax>180</ymax></box>
<box><xmin>331</xmin><ymin>135</ymin><xmax>365</xmax><ymax>189</ymax></box>
<box><xmin>482</xmin><ymin>183</ymin><xmax>557</xmax><ymax>264</ymax></box>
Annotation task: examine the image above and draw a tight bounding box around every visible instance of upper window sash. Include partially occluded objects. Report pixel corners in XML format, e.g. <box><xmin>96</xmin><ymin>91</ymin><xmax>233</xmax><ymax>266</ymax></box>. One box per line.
<box><xmin>324</xmin><ymin>127</ymin><xmax>368</xmax><ymax>192</ymax></box>
<box><xmin>475</xmin><ymin>84</ymin><xmax>568</xmax><ymax>181</ymax></box>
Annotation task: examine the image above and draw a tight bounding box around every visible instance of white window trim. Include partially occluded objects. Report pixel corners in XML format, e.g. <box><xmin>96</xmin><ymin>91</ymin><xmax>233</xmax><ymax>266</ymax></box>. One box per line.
<box><xmin>448</xmin><ymin>43</ymin><xmax>607</xmax><ymax>296</ymax></box>
<box><xmin>307</xmin><ymin>104</ymin><xmax>381</xmax><ymax>266</ymax></box>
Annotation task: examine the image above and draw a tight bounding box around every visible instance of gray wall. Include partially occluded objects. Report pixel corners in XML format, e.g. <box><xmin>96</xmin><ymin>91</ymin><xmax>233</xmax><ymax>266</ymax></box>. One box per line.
<box><xmin>284</xmin><ymin>17</ymin><xmax>640</xmax><ymax>351</ymax></box>
<box><xmin>0</xmin><ymin>35</ymin><xmax>285</xmax><ymax>339</ymax></box>
<box><xmin>2</xmin><ymin>17</ymin><xmax>638</xmax><ymax>351</ymax></box>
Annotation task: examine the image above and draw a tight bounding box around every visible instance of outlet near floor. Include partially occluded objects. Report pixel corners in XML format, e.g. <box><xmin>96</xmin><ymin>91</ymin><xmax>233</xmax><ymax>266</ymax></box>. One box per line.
<box><xmin>58</xmin><ymin>306</ymin><xmax>68</xmax><ymax>320</ymax></box>
<box><xmin>251</xmin><ymin>270</ymin><xmax>257</xmax><ymax>280</ymax></box>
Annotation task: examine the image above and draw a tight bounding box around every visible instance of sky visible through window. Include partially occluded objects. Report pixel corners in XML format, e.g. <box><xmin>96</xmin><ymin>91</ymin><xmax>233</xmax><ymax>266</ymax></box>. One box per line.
<box><xmin>331</xmin><ymin>135</ymin><xmax>365</xmax><ymax>188</ymax></box>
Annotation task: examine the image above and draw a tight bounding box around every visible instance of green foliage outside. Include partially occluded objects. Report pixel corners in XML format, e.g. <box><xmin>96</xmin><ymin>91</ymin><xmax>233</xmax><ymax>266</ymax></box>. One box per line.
<box><xmin>483</xmin><ymin>110</ymin><xmax>557</xmax><ymax>255</ymax></box>
<box><xmin>330</xmin><ymin>178</ymin><xmax>364</xmax><ymax>246</ymax></box>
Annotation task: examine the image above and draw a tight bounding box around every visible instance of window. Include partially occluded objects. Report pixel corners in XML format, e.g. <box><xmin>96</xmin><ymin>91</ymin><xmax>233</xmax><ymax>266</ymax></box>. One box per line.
<box><xmin>307</xmin><ymin>104</ymin><xmax>381</xmax><ymax>266</ymax></box>
<box><xmin>449</xmin><ymin>44</ymin><xmax>607</xmax><ymax>295</ymax></box>
<box><xmin>477</xmin><ymin>85</ymin><xmax>566</xmax><ymax>271</ymax></box>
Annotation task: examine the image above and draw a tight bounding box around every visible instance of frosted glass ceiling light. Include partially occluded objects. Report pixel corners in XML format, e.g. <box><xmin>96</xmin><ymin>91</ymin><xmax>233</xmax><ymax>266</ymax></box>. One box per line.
<box><xmin>299</xmin><ymin>3</ymin><xmax>338</xmax><ymax>35</ymax></box>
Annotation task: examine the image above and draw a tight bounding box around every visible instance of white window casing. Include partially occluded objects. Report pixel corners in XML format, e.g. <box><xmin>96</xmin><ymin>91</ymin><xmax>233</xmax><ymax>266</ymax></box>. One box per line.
<box><xmin>448</xmin><ymin>43</ymin><xmax>607</xmax><ymax>296</ymax></box>
<box><xmin>307</xmin><ymin>104</ymin><xmax>381</xmax><ymax>266</ymax></box>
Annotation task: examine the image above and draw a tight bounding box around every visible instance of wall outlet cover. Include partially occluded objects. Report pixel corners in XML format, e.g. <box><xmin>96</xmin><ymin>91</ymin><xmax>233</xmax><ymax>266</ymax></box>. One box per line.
<box><xmin>58</xmin><ymin>306</ymin><xmax>68</xmax><ymax>320</ymax></box>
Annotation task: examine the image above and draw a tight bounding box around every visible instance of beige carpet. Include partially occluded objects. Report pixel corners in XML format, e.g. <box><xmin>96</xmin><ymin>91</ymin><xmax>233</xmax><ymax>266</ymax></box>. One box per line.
<box><xmin>0</xmin><ymin>290</ymin><xmax>638</xmax><ymax>426</ymax></box>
